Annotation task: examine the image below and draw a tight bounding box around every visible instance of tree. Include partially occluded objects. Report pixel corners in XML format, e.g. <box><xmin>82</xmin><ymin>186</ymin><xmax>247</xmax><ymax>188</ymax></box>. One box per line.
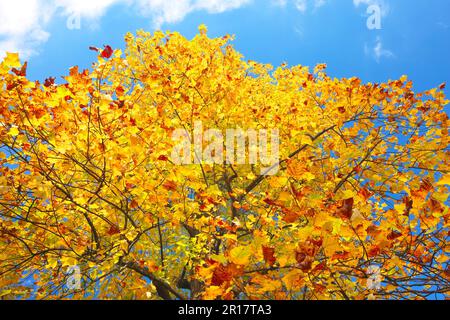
<box><xmin>0</xmin><ymin>26</ymin><xmax>449</xmax><ymax>300</ymax></box>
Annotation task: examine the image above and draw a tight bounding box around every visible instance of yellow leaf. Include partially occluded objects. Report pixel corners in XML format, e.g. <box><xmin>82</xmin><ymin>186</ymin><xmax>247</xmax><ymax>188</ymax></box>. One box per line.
<box><xmin>268</xmin><ymin>176</ymin><xmax>288</xmax><ymax>188</ymax></box>
<box><xmin>0</xmin><ymin>290</ymin><xmax>12</xmax><ymax>298</ymax></box>
<box><xmin>435</xmin><ymin>254</ymin><xmax>448</xmax><ymax>264</ymax></box>
<box><xmin>301</xmin><ymin>135</ymin><xmax>313</xmax><ymax>146</ymax></box>
<box><xmin>437</xmin><ymin>174</ymin><xmax>450</xmax><ymax>186</ymax></box>
<box><xmin>229</xmin><ymin>246</ymin><xmax>251</xmax><ymax>265</ymax></box>
<box><xmin>300</xmin><ymin>171</ymin><xmax>316</xmax><ymax>182</ymax></box>
<box><xmin>210</xmin><ymin>254</ymin><xmax>228</xmax><ymax>264</ymax></box>
<box><xmin>433</xmin><ymin>192</ymin><xmax>449</xmax><ymax>203</ymax></box>
<box><xmin>47</xmin><ymin>257</ymin><xmax>59</xmax><ymax>269</ymax></box>
<box><xmin>323</xmin><ymin>235</ymin><xmax>341</xmax><ymax>257</ymax></box>
<box><xmin>278</xmin><ymin>191</ymin><xmax>291</xmax><ymax>202</ymax></box>
<box><xmin>246</xmin><ymin>172</ymin><xmax>257</xmax><ymax>180</ymax></box>
<box><xmin>198</xmin><ymin>24</ymin><xmax>208</xmax><ymax>35</ymax></box>
<box><xmin>336</xmin><ymin>189</ymin><xmax>356</xmax><ymax>200</ymax></box>
<box><xmin>8</xmin><ymin>127</ymin><xmax>19</xmax><ymax>137</ymax></box>
<box><xmin>282</xmin><ymin>269</ymin><xmax>304</xmax><ymax>291</ymax></box>
<box><xmin>260</xmin><ymin>278</ymin><xmax>282</xmax><ymax>292</ymax></box>
<box><xmin>394</xmin><ymin>203</ymin><xmax>406</xmax><ymax>215</ymax></box>
<box><xmin>3</xmin><ymin>52</ymin><xmax>21</xmax><ymax>68</ymax></box>
<box><xmin>61</xmin><ymin>256</ymin><xmax>77</xmax><ymax>267</ymax></box>
<box><xmin>222</xmin><ymin>234</ymin><xmax>237</xmax><ymax>242</ymax></box>
<box><xmin>203</xmin><ymin>286</ymin><xmax>223</xmax><ymax>300</ymax></box>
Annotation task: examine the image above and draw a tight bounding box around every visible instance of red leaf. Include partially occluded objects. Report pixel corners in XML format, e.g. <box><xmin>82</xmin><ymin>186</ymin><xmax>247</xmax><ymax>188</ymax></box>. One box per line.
<box><xmin>313</xmin><ymin>283</ymin><xmax>327</xmax><ymax>293</ymax></box>
<box><xmin>101</xmin><ymin>45</ymin><xmax>114</xmax><ymax>59</ymax></box>
<box><xmin>439</xmin><ymin>83</ymin><xmax>446</xmax><ymax>90</ymax></box>
<box><xmin>158</xmin><ymin>155</ymin><xmax>169</xmax><ymax>161</ymax></box>
<box><xmin>262</xmin><ymin>246</ymin><xmax>276</xmax><ymax>266</ymax></box>
<box><xmin>368</xmin><ymin>246</ymin><xmax>381</xmax><ymax>257</ymax></box>
<box><xmin>402</xmin><ymin>196</ymin><xmax>413</xmax><ymax>216</ymax></box>
<box><xmin>295</xmin><ymin>238</ymin><xmax>321</xmax><ymax>272</ymax></box>
<box><xmin>366</xmin><ymin>225</ymin><xmax>380</xmax><ymax>237</ymax></box>
<box><xmin>312</xmin><ymin>262</ymin><xmax>327</xmax><ymax>272</ymax></box>
<box><xmin>295</xmin><ymin>251</ymin><xmax>307</xmax><ymax>264</ymax></box>
<box><xmin>295</xmin><ymin>253</ymin><xmax>313</xmax><ymax>272</ymax></box>
<box><xmin>387</xmin><ymin>230</ymin><xmax>402</xmax><ymax>241</ymax></box>
<box><xmin>263</xmin><ymin>198</ymin><xmax>283</xmax><ymax>207</ymax></box>
<box><xmin>115</xmin><ymin>86</ymin><xmax>125</xmax><ymax>96</ymax></box>
<box><xmin>311</xmin><ymin>238</ymin><xmax>323</xmax><ymax>248</ymax></box>
<box><xmin>332</xmin><ymin>251</ymin><xmax>351</xmax><ymax>260</ymax></box>
<box><xmin>130</xmin><ymin>199</ymin><xmax>139</xmax><ymax>209</ymax></box>
<box><xmin>44</xmin><ymin>77</ymin><xmax>56</xmax><ymax>87</ymax></box>
<box><xmin>429</xmin><ymin>198</ymin><xmax>443</xmax><ymax>213</ymax></box>
<box><xmin>6</xmin><ymin>82</ymin><xmax>19</xmax><ymax>91</ymax></box>
<box><xmin>211</xmin><ymin>264</ymin><xmax>239</xmax><ymax>286</ymax></box>
<box><xmin>107</xmin><ymin>225</ymin><xmax>120</xmax><ymax>236</ymax></box>
<box><xmin>12</xmin><ymin>62</ymin><xmax>27</xmax><ymax>77</ymax></box>
<box><xmin>336</xmin><ymin>198</ymin><xmax>354</xmax><ymax>220</ymax></box>
<box><xmin>420</xmin><ymin>178</ymin><xmax>434</xmax><ymax>192</ymax></box>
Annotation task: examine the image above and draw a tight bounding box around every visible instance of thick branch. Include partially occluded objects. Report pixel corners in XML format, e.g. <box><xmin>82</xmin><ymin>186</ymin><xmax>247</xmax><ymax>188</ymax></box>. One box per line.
<box><xmin>124</xmin><ymin>261</ymin><xmax>187</xmax><ymax>300</ymax></box>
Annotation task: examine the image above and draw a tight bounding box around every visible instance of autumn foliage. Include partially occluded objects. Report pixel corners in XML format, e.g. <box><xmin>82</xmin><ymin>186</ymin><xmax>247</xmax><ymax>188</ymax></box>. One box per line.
<box><xmin>1</xmin><ymin>26</ymin><xmax>449</xmax><ymax>300</ymax></box>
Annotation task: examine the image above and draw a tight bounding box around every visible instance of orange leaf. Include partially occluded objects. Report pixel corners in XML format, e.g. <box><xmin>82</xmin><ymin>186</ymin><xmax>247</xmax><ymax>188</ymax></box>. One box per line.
<box><xmin>163</xmin><ymin>181</ymin><xmax>177</xmax><ymax>191</ymax></box>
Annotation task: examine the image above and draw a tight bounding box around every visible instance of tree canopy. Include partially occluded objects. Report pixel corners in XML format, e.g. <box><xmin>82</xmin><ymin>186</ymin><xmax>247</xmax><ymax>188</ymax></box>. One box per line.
<box><xmin>1</xmin><ymin>26</ymin><xmax>449</xmax><ymax>300</ymax></box>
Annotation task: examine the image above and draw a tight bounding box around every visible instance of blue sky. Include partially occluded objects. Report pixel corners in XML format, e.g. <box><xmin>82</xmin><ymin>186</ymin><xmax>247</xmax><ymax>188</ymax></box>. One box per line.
<box><xmin>0</xmin><ymin>0</ymin><xmax>449</xmax><ymax>94</ymax></box>
<box><xmin>1</xmin><ymin>0</ymin><xmax>449</xmax><ymax>300</ymax></box>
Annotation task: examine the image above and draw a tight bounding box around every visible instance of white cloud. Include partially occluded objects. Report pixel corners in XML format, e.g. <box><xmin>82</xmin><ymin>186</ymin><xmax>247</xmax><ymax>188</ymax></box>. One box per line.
<box><xmin>136</xmin><ymin>0</ymin><xmax>251</xmax><ymax>28</ymax></box>
<box><xmin>0</xmin><ymin>1</ymin><xmax>52</xmax><ymax>57</ymax></box>
<box><xmin>55</xmin><ymin>0</ymin><xmax>126</xmax><ymax>18</ymax></box>
<box><xmin>365</xmin><ymin>36</ymin><xmax>394</xmax><ymax>63</ymax></box>
<box><xmin>0</xmin><ymin>0</ymin><xmax>250</xmax><ymax>59</ymax></box>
